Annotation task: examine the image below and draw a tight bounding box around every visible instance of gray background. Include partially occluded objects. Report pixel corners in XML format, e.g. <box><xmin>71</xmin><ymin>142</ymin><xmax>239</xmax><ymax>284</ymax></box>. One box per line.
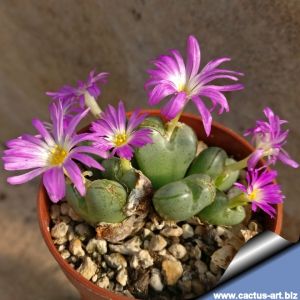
<box><xmin>0</xmin><ymin>1</ymin><xmax>299</xmax><ymax>299</ymax></box>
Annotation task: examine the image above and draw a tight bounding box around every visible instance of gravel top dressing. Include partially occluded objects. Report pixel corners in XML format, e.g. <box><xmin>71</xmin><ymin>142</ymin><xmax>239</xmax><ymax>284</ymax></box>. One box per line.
<box><xmin>50</xmin><ymin>201</ymin><xmax>260</xmax><ymax>300</ymax></box>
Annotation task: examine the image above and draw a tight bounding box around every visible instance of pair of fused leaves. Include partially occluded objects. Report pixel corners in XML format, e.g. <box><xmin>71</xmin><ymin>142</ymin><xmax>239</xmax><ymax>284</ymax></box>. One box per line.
<box><xmin>135</xmin><ymin>117</ymin><xmax>245</xmax><ymax>225</ymax></box>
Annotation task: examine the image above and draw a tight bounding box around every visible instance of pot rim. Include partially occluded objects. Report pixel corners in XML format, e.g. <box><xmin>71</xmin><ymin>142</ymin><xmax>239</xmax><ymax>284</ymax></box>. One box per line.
<box><xmin>37</xmin><ymin>110</ymin><xmax>283</xmax><ymax>299</ymax></box>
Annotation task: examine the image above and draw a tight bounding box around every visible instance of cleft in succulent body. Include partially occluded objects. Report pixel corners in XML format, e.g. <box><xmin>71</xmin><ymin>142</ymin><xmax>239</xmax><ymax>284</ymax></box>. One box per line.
<box><xmin>198</xmin><ymin>190</ymin><xmax>245</xmax><ymax>226</ymax></box>
<box><xmin>153</xmin><ymin>174</ymin><xmax>216</xmax><ymax>221</ymax></box>
<box><xmin>66</xmin><ymin>179</ymin><xmax>127</xmax><ymax>224</ymax></box>
<box><xmin>135</xmin><ymin>117</ymin><xmax>197</xmax><ymax>189</ymax></box>
<box><xmin>187</xmin><ymin>147</ymin><xmax>240</xmax><ymax>191</ymax></box>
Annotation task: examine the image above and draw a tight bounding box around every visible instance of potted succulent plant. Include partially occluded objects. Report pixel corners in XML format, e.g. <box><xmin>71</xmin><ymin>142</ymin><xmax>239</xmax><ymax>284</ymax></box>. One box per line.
<box><xmin>2</xmin><ymin>36</ymin><xmax>297</xmax><ymax>300</ymax></box>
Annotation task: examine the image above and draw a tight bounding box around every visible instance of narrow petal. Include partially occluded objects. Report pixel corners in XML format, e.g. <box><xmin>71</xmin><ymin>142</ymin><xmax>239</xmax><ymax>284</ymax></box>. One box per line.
<box><xmin>115</xmin><ymin>144</ymin><xmax>134</xmax><ymax>160</ymax></box>
<box><xmin>32</xmin><ymin>119</ymin><xmax>55</xmax><ymax>146</ymax></box>
<box><xmin>70</xmin><ymin>153</ymin><xmax>105</xmax><ymax>171</ymax></box>
<box><xmin>127</xmin><ymin>110</ymin><xmax>148</xmax><ymax>133</ymax></box>
<box><xmin>186</xmin><ymin>35</ymin><xmax>200</xmax><ymax>79</ymax></box>
<box><xmin>43</xmin><ymin>167</ymin><xmax>65</xmax><ymax>203</ymax></box>
<box><xmin>63</xmin><ymin>159</ymin><xmax>86</xmax><ymax>196</ymax></box>
<box><xmin>7</xmin><ymin>167</ymin><xmax>47</xmax><ymax>185</ymax></box>
<box><xmin>278</xmin><ymin>151</ymin><xmax>299</xmax><ymax>168</ymax></box>
<box><xmin>247</xmin><ymin>149</ymin><xmax>265</xmax><ymax>169</ymax></box>
<box><xmin>161</xmin><ymin>92</ymin><xmax>187</xmax><ymax>120</ymax></box>
<box><xmin>192</xmin><ymin>97</ymin><xmax>212</xmax><ymax>136</ymax></box>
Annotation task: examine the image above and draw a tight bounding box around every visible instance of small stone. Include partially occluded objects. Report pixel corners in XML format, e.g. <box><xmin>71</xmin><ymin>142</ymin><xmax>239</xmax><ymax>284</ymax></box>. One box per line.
<box><xmin>60</xmin><ymin>250</ymin><xmax>71</xmax><ymax>260</ymax></box>
<box><xmin>70</xmin><ymin>256</ymin><xmax>77</xmax><ymax>263</ymax></box>
<box><xmin>190</xmin><ymin>245</ymin><xmax>201</xmax><ymax>259</ymax></box>
<box><xmin>75</xmin><ymin>223</ymin><xmax>94</xmax><ymax>240</ymax></box>
<box><xmin>86</xmin><ymin>239</ymin><xmax>107</xmax><ymax>255</ymax></box>
<box><xmin>194</xmin><ymin>260</ymin><xmax>208</xmax><ymax>274</ymax></box>
<box><xmin>60</xmin><ymin>215</ymin><xmax>71</xmax><ymax>224</ymax></box>
<box><xmin>77</xmin><ymin>257</ymin><xmax>97</xmax><ymax>280</ymax></box>
<box><xmin>161</xmin><ymin>226</ymin><xmax>183</xmax><ymax>237</ymax></box>
<box><xmin>149</xmin><ymin>268</ymin><xmax>164</xmax><ymax>292</ymax></box>
<box><xmin>192</xmin><ymin>279</ymin><xmax>206</xmax><ymax>295</ymax></box>
<box><xmin>51</xmin><ymin>222</ymin><xmax>69</xmax><ymax>239</ymax></box>
<box><xmin>67</xmin><ymin>227</ymin><xmax>75</xmax><ymax>241</ymax></box>
<box><xmin>123</xmin><ymin>290</ymin><xmax>135</xmax><ymax>298</ymax></box>
<box><xmin>211</xmin><ymin>245</ymin><xmax>235</xmax><ymax>269</ymax></box>
<box><xmin>162</xmin><ymin>260</ymin><xmax>183</xmax><ymax>285</ymax></box>
<box><xmin>104</xmin><ymin>253</ymin><xmax>127</xmax><ymax>269</ymax></box>
<box><xmin>136</xmin><ymin>250</ymin><xmax>154</xmax><ymax>269</ymax></box>
<box><xmin>116</xmin><ymin>268</ymin><xmax>128</xmax><ymax>286</ymax></box>
<box><xmin>194</xmin><ymin>225</ymin><xmax>206</xmax><ymax>236</ymax></box>
<box><xmin>68</xmin><ymin>207</ymin><xmax>83</xmax><ymax>221</ymax></box>
<box><xmin>143</xmin><ymin>228</ymin><xmax>152</xmax><ymax>239</ymax></box>
<box><xmin>168</xmin><ymin>244</ymin><xmax>187</xmax><ymax>260</ymax></box>
<box><xmin>107</xmin><ymin>270</ymin><xmax>115</xmax><ymax>279</ymax></box>
<box><xmin>92</xmin><ymin>274</ymin><xmax>98</xmax><ymax>283</ymax></box>
<box><xmin>158</xmin><ymin>249</ymin><xmax>177</xmax><ymax>262</ymax></box>
<box><xmin>210</xmin><ymin>261</ymin><xmax>221</xmax><ymax>275</ymax></box>
<box><xmin>182</xmin><ymin>224</ymin><xmax>194</xmax><ymax>239</ymax></box>
<box><xmin>115</xmin><ymin>283</ymin><xmax>124</xmax><ymax>292</ymax></box>
<box><xmin>97</xmin><ymin>276</ymin><xmax>110</xmax><ymax>289</ymax></box>
<box><xmin>58</xmin><ymin>244</ymin><xmax>65</xmax><ymax>252</ymax></box>
<box><xmin>178</xmin><ymin>279</ymin><xmax>192</xmax><ymax>293</ymax></box>
<box><xmin>109</xmin><ymin>236</ymin><xmax>141</xmax><ymax>255</ymax></box>
<box><xmin>60</xmin><ymin>202</ymin><xmax>70</xmax><ymax>215</ymax></box>
<box><xmin>143</xmin><ymin>240</ymin><xmax>150</xmax><ymax>249</ymax></box>
<box><xmin>69</xmin><ymin>239</ymin><xmax>85</xmax><ymax>257</ymax></box>
<box><xmin>50</xmin><ymin>205</ymin><xmax>60</xmax><ymax>220</ymax></box>
<box><xmin>149</xmin><ymin>235</ymin><xmax>168</xmax><ymax>251</ymax></box>
<box><xmin>130</xmin><ymin>255</ymin><xmax>139</xmax><ymax>269</ymax></box>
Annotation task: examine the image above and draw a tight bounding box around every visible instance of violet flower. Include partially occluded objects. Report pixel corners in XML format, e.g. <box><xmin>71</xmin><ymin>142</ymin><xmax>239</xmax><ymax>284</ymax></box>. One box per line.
<box><xmin>3</xmin><ymin>101</ymin><xmax>107</xmax><ymax>203</ymax></box>
<box><xmin>47</xmin><ymin>70</ymin><xmax>108</xmax><ymax>118</ymax></box>
<box><xmin>245</xmin><ymin>107</ymin><xmax>299</xmax><ymax>169</ymax></box>
<box><xmin>91</xmin><ymin>101</ymin><xmax>152</xmax><ymax>160</ymax></box>
<box><xmin>235</xmin><ymin>168</ymin><xmax>284</xmax><ymax>218</ymax></box>
<box><xmin>145</xmin><ymin>35</ymin><xmax>244</xmax><ymax>135</ymax></box>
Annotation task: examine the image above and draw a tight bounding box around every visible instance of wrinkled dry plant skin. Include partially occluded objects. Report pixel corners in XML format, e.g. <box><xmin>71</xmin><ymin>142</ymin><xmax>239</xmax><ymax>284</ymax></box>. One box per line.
<box><xmin>96</xmin><ymin>171</ymin><xmax>153</xmax><ymax>243</ymax></box>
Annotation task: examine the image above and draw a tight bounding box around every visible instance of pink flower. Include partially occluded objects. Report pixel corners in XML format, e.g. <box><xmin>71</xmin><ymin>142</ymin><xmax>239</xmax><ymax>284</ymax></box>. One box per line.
<box><xmin>235</xmin><ymin>168</ymin><xmax>284</xmax><ymax>218</ymax></box>
<box><xmin>3</xmin><ymin>101</ymin><xmax>107</xmax><ymax>203</ymax></box>
<box><xmin>145</xmin><ymin>35</ymin><xmax>244</xmax><ymax>135</ymax></box>
<box><xmin>91</xmin><ymin>101</ymin><xmax>152</xmax><ymax>160</ymax></box>
<box><xmin>245</xmin><ymin>107</ymin><xmax>299</xmax><ymax>169</ymax></box>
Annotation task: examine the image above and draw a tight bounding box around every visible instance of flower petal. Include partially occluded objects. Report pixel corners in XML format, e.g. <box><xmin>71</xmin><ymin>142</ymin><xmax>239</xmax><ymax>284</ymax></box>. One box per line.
<box><xmin>186</xmin><ymin>35</ymin><xmax>201</xmax><ymax>79</ymax></box>
<box><xmin>192</xmin><ymin>96</ymin><xmax>212</xmax><ymax>136</ymax></box>
<box><xmin>70</xmin><ymin>153</ymin><xmax>105</xmax><ymax>171</ymax></box>
<box><xmin>63</xmin><ymin>159</ymin><xmax>86</xmax><ymax>196</ymax></box>
<box><xmin>7</xmin><ymin>167</ymin><xmax>47</xmax><ymax>185</ymax></box>
<box><xmin>43</xmin><ymin>167</ymin><xmax>65</xmax><ymax>203</ymax></box>
<box><xmin>161</xmin><ymin>92</ymin><xmax>187</xmax><ymax>120</ymax></box>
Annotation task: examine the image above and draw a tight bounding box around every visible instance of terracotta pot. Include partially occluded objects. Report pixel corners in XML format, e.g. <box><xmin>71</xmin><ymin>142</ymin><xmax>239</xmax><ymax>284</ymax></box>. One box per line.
<box><xmin>37</xmin><ymin>111</ymin><xmax>283</xmax><ymax>300</ymax></box>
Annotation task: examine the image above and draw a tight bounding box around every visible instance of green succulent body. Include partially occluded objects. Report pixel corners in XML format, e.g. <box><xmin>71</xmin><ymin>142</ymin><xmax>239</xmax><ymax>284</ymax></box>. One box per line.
<box><xmin>215</xmin><ymin>158</ymin><xmax>240</xmax><ymax>191</ymax></box>
<box><xmin>187</xmin><ymin>147</ymin><xmax>228</xmax><ymax>179</ymax></box>
<box><xmin>198</xmin><ymin>190</ymin><xmax>245</xmax><ymax>226</ymax></box>
<box><xmin>100</xmin><ymin>157</ymin><xmax>138</xmax><ymax>190</ymax></box>
<box><xmin>135</xmin><ymin>117</ymin><xmax>197</xmax><ymax>189</ymax></box>
<box><xmin>66</xmin><ymin>179</ymin><xmax>127</xmax><ymax>224</ymax></box>
<box><xmin>153</xmin><ymin>174</ymin><xmax>216</xmax><ymax>221</ymax></box>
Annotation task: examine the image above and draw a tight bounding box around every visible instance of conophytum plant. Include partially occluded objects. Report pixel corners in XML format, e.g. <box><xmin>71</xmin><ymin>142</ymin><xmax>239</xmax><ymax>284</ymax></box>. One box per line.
<box><xmin>2</xmin><ymin>35</ymin><xmax>298</xmax><ymax>228</ymax></box>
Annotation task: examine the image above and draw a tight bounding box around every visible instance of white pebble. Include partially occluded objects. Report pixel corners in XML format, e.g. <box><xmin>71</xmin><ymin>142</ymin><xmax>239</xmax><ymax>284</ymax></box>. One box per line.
<box><xmin>150</xmin><ymin>268</ymin><xmax>164</xmax><ymax>292</ymax></box>
<box><xmin>182</xmin><ymin>224</ymin><xmax>194</xmax><ymax>239</ymax></box>
<box><xmin>149</xmin><ymin>235</ymin><xmax>168</xmax><ymax>251</ymax></box>
<box><xmin>69</xmin><ymin>239</ymin><xmax>85</xmax><ymax>257</ymax></box>
<box><xmin>116</xmin><ymin>268</ymin><xmax>128</xmax><ymax>286</ymax></box>
<box><xmin>51</xmin><ymin>222</ymin><xmax>69</xmax><ymax>239</ymax></box>
<box><xmin>77</xmin><ymin>257</ymin><xmax>97</xmax><ymax>280</ymax></box>
<box><xmin>168</xmin><ymin>244</ymin><xmax>187</xmax><ymax>259</ymax></box>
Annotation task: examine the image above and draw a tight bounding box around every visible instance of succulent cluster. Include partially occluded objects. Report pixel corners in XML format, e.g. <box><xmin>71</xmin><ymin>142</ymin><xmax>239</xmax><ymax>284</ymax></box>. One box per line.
<box><xmin>2</xmin><ymin>36</ymin><xmax>298</xmax><ymax>231</ymax></box>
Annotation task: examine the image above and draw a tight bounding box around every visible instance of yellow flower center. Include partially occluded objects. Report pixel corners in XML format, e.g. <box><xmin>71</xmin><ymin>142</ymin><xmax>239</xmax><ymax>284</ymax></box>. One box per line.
<box><xmin>248</xmin><ymin>189</ymin><xmax>259</xmax><ymax>202</ymax></box>
<box><xmin>114</xmin><ymin>133</ymin><xmax>127</xmax><ymax>147</ymax></box>
<box><xmin>49</xmin><ymin>145</ymin><xmax>68</xmax><ymax>166</ymax></box>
